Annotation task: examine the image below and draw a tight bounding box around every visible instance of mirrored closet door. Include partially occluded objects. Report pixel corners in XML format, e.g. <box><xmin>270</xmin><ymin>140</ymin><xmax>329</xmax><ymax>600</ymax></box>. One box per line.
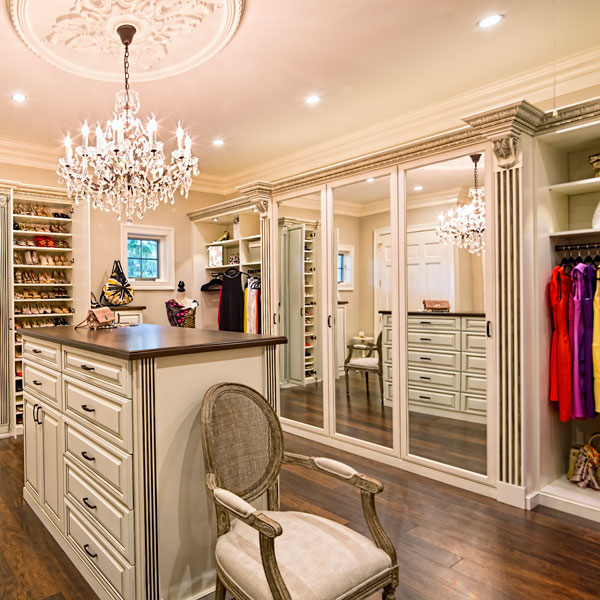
<box><xmin>330</xmin><ymin>174</ymin><xmax>395</xmax><ymax>449</ymax></box>
<box><xmin>277</xmin><ymin>191</ymin><xmax>326</xmax><ymax>430</ymax></box>
<box><xmin>404</xmin><ymin>153</ymin><xmax>490</xmax><ymax>475</ymax></box>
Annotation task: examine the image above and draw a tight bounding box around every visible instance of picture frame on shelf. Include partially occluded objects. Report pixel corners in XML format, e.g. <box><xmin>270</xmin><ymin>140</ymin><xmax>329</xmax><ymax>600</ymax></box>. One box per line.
<box><xmin>208</xmin><ymin>245</ymin><xmax>223</xmax><ymax>267</ymax></box>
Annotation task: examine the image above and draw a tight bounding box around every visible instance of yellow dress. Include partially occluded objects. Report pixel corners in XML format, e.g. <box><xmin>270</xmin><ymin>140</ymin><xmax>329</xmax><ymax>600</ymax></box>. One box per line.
<box><xmin>593</xmin><ymin>268</ymin><xmax>600</xmax><ymax>411</ymax></box>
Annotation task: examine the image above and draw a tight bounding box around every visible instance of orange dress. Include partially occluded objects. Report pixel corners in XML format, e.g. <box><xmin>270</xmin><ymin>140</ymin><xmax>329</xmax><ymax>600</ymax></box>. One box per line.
<box><xmin>549</xmin><ymin>265</ymin><xmax>573</xmax><ymax>421</ymax></box>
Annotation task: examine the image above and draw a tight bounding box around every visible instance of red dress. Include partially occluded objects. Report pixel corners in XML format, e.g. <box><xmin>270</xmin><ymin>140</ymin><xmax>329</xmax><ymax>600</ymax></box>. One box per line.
<box><xmin>549</xmin><ymin>265</ymin><xmax>573</xmax><ymax>421</ymax></box>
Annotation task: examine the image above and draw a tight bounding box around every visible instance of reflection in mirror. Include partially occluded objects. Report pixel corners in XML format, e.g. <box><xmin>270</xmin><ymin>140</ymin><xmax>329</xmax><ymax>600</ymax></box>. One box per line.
<box><xmin>406</xmin><ymin>154</ymin><xmax>487</xmax><ymax>474</ymax></box>
<box><xmin>278</xmin><ymin>195</ymin><xmax>325</xmax><ymax>428</ymax></box>
<box><xmin>333</xmin><ymin>175</ymin><xmax>393</xmax><ymax>448</ymax></box>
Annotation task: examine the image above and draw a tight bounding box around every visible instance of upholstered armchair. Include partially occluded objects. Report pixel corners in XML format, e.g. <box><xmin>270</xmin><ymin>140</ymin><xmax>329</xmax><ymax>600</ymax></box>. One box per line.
<box><xmin>344</xmin><ymin>331</ymin><xmax>384</xmax><ymax>403</ymax></box>
<box><xmin>200</xmin><ymin>383</ymin><xmax>398</xmax><ymax>600</ymax></box>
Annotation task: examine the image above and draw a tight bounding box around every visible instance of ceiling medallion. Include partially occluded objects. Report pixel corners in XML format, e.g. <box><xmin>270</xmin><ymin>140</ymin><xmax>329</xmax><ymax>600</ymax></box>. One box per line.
<box><xmin>58</xmin><ymin>25</ymin><xmax>199</xmax><ymax>223</ymax></box>
<box><xmin>9</xmin><ymin>0</ymin><xmax>244</xmax><ymax>82</ymax></box>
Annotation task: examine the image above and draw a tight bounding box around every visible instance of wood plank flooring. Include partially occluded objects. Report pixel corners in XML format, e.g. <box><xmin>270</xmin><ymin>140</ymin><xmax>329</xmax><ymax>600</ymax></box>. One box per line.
<box><xmin>1</xmin><ymin>433</ymin><xmax>599</xmax><ymax>599</ymax></box>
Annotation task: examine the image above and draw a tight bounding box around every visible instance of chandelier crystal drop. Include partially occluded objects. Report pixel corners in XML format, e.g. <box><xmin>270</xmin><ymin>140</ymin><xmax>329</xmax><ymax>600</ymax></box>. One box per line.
<box><xmin>436</xmin><ymin>153</ymin><xmax>486</xmax><ymax>255</ymax></box>
<box><xmin>57</xmin><ymin>25</ymin><xmax>199</xmax><ymax>223</ymax></box>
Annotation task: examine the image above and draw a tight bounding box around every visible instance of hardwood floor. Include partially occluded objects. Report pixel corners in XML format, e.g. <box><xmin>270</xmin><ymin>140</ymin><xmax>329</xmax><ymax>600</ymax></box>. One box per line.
<box><xmin>2</xmin><ymin>433</ymin><xmax>599</xmax><ymax>600</ymax></box>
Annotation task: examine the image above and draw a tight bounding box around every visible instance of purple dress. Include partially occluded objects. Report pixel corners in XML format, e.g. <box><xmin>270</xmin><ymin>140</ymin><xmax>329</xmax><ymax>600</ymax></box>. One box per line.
<box><xmin>572</xmin><ymin>264</ymin><xmax>586</xmax><ymax>419</ymax></box>
<box><xmin>583</xmin><ymin>264</ymin><xmax>596</xmax><ymax>418</ymax></box>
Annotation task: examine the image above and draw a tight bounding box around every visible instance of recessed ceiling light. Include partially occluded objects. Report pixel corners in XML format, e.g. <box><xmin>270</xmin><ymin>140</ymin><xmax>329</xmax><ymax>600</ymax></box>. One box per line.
<box><xmin>213</xmin><ymin>217</ymin><xmax>218</xmax><ymax>222</ymax></box>
<box><xmin>414</xmin><ymin>185</ymin><xmax>423</xmax><ymax>191</ymax></box>
<box><xmin>252</xmin><ymin>208</ymin><xmax>259</xmax><ymax>213</ymax></box>
<box><xmin>213</xmin><ymin>138</ymin><xmax>224</xmax><ymax>146</ymax></box>
<box><xmin>366</xmin><ymin>178</ymin><xmax>375</xmax><ymax>183</ymax></box>
<box><xmin>305</xmin><ymin>95</ymin><xmax>321</xmax><ymax>105</ymax></box>
<box><xmin>11</xmin><ymin>92</ymin><xmax>26</xmax><ymax>102</ymax></box>
<box><xmin>478</xmin><ymin>14</ymin><xmax>504</xmax><ymax>29</ymax></box>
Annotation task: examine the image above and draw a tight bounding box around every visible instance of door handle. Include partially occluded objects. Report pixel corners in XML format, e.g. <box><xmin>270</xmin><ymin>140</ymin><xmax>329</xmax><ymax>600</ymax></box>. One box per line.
<box><xmin>486</xmin><ymin>320</ymin><xmax>492</xmax><ymax>338</ymax></box>
<box><xmin>33</xmin><ymin>404</ymin><xmax>39</xmax><ymax>424</ymax></box>
<box><xmin>327</xmin><ymin>315</ymin><xmax>332</xmax><ymax>328</ymax></box>
<box><xmin>37</xmin><ymin>407</ymin><xmax>43</xmax><ymax>424</ymax></box>
<box><xmin>300</xmin><ymin>307</ymin><xmax>304</xmax><ymax>316</ymax></box>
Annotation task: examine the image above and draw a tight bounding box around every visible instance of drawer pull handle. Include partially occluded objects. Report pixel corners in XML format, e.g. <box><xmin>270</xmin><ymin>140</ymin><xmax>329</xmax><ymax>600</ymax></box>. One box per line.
<box><xmin>32</xmin><ymin>380</ymin><xmax>43</xmax><ymax>386</ymax></box>
<box><xmin>419</xmin><ymin>357</ymin><xmax>432</xmax><ymax>361</ymax></box>
<box><xmin>419</xmin><ymin>376</ymin><xmax>431</xmax><ymax>380</ymax></box>
<box><xmin>419</xmin><ymin>395</ymin><xmax>431</xmax><ymax>400</ymax></box>
<box><xmin>32</xmin><ymin>349</ymin><xmax>42</xmax><ymax>354</ymax></box>
<box><xmin>81</xmin><ymin>364</ymin><xmax>95</xmax><ymax>371</ymax></box>
<box><xmin>83</xmin><ymin>544</ymin><xmax>98</xmax><ymax>559</ymax></box>
<box><xmin>419</xmin><ymin>321</ymin><xmax>432</xmax><ymax>325</ymax></box>
<box><xmin>81</xmin><ymin>451</ymin><xmax>96</xmax><ymax>462</ymax></box>
<box><xmin>420</xmin><ymin>338</ymin><xmax>431</xmax><ymax>342</ymax></box>
<box><xmin>81</xmin><ymin>404</ymin><xmax>95</xmax><ymax>413</ymax></box>
<box><xmin>82</xmin><ymin>497</ymin><xmax>97</xmax><ymax>510</ymax></box>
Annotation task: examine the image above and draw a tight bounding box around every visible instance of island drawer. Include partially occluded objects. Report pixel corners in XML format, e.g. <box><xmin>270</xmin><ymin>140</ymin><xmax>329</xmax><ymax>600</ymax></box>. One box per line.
<box><xmin>408</xmin><ymin>368</ymin><xmax>460</xmax><ymax>392</ymax></box>
<box><xmin>65</xmin><ymin>501</ymin><xmax>134</xmax><ymax>600</ymax></box>
<box><xmin>64</xmin><ymin>376</ymin><xmax>132</xmax><ymax>453</ymax></box>
<box><xmin>408</xmin><ymin>387</ymin><xmax>459</xmax><ymax>410</ymax></box>
<box><xmin>462</xmin><ymin>317</ymin><xmax>486</xmax><ymax>332</ymax></box>
<box><xmin>64</xmin><ymin>459</ymin><xmax>134</xmax><ymax>563</ymax></box>
<box><xmin>23</xmin><ymin>337</ymin><xmax>61</xmax><ymax>369</ymax></box>
<box><xmin>408</xmin><ymin>348</ymin><xmax>460</xmax><ymax>371</ymax></box>
<box><xmin>63</xmin><ymin>347</ymin><xmax>132</xmax><ymax>398</ymax></box>
<box><xmin>64</xmin><ymin>419</ymin><xmax>132</xmax><ymax>509</ymax></box>
<box><xmin>408</xmin><ymin>316</ymin><xmax>460</xmax><ymax>330</ymax></box>
<box><xmin>462</xmin><ymin>331</ymin><xmax>486</xmax><ymax>353</ymax></box>
<box><xmin>408</xmin><ymin>331</ymin><xmax>460</xmax><ymax>351</ymax></box>
<box><xmin>23</xmin><ymin>360</ymin><xmax>61</xmax><ymax>410</ymax></box>
<box><xmin>461</xmin><ymin>393</ymin><xmax>487</xmax><ymax>416</ymax></box>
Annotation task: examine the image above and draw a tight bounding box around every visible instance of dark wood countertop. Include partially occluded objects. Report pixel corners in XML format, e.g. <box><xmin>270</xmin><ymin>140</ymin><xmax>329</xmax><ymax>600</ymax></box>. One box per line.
<box><xmin>378</xmin><ymin>311</ymin><xmax>485</xmax><ymax>317</ymax></box>
<box><xmin>21</xmin><ymin>324</ymin><xmax>287</xmax><ymax>360</ymax></box>
<box><xmin>110</xmin><ymin>305</ymin><xmax>147</xmax><ymax>311</ymax></box>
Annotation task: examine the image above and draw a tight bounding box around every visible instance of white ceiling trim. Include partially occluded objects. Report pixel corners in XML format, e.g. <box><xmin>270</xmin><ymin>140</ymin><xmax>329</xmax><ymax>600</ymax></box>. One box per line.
<box><xmin>1</xmin><ymin>45</ymin><xmax>600</xmax><ymax>194</ymax></box>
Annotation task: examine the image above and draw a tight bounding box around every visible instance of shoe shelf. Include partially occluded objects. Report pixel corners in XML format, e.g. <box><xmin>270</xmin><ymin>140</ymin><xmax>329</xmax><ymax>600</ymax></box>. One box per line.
<box><xmin>14</xmin><ymin>298</ymin><xmax>73</xmax><ymax>302</ymax></box>
<box><xmin>13</xmin><ymin>230</ymin><xmax>71</xmax><ymax>238</ymax></box>
<box><xmin>13</xmin><ymin>246</ymin><xmax>72</xmax><ymax>252</ymax></box>
<box><xmin>13</xmin><ymin>214</ymin><xmax>71</xmax><ymax>223</ymax></box>
<box><xmin>14</xmin><ymin>264</ymin><xmax>73</xmax><ymax>269</ymax></box>
<box><xmin>14</xmin><ymin>283</ymin><xmax>73</xmax><ymax>287</ymax></box>
<box><xmin>15</xmin><ymin>313</ymin><xmax>73</xmax><ymax>318</ymax></box>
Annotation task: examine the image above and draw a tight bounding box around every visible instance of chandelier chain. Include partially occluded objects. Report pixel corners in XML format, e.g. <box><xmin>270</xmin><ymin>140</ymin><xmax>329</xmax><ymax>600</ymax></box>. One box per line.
<box><xmin>123</xmin><ymin>43</ymin><xmax>130</xmax><ymax>110</ymax></box>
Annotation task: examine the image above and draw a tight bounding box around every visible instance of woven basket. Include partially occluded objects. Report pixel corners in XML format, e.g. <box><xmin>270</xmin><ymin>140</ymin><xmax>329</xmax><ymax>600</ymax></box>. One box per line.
<box><xmin>567</xmin><ymin>432</ymin><xmax>600</xmax><ymax>480</ymax></box>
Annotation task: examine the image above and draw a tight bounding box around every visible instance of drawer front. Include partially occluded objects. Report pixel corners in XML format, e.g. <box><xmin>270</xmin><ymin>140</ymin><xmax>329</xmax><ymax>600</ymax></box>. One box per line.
<box><xmin>64</xmin><ymin>376</ymin><xmax>132</xmax><ymax>453</ymax></box>
<box><xmin>384</xmin><ymin>363</ymin><xmax>393</xmax><ymax>382</ymax></box>
<box><xmin>383</xmin><ymin>344</ymin><xmax>392</xmax><ymax>364</ymax></box>
<box><xmin>408</xmin><ymin>316</ymin><xmax>459</xmax><ymax>331</ymax></box>
<box><xmin>462</xmin><ymin>317</ymin><xmax>486</xmax><ymax>332</ymax></box>
<box><xmin>23</xmin><ymin>337</ymin><xmax>61</xmax><ymax>369</ymax></box>
<box><xmin>383</xmin><ymin>325</ymin><xmax>393</xmax><ymax>345</ymax></box>
<box><xmin>64</xmin><ymin>459</ymin><xmax>134</xmax><ymax>562</ymax></box>
<box><xmin>462</xmin><ymin>352</ymin><xmax>487</xmax><ymax>375</ymax></box>
<box><xmin>382</xmin><ymin>313</ymin><xmax>392</xmax><ymax>327</ymax></box>
<box><xmin>65</xmin><ymin>502</ymin><xmax>134</xmax><ymax>599</ymax></box>
<box><xmin>63</xmin><ymin>347</ymin><xmax>131</xmax><ymax>398</ymax></box>
<box><xmin>408</xmin><ymin>387</ymin><xmax>459</xmax><ymax>410</ymax></box>
<box><xmin>408</xmin><ymin>331</ymin><xmax>460</xmax><ymax>351</ymax></box>
<box><xmin>408</xmin><ymin>368</ymin><xmax>460</xmax><ymax>391</ymax></box>
<box><xmin>65</xmin><ymin>420</ymin><xmax>132</xmax><ymax>509</ymax></box>
<box><xmin>462</xmin><ymin>332</ymin><xmax>486</xmax><ymax>354</ymax></box>
<box><xmin>384</xmin><ymin>381</ymin><xmax>393</xmax><ymax>402</ymax></box>
<box><xmin>23</xmin><ymin>360</ymin><xmax>61</xmax><ymax>409</ymax></box>
<box><xmin>116</xmin><ymin>312</ymin><xmax>142</xmax><ymax>325</ymax></box>
<box><xmin>408</xmin><ymin>349</ymin><xmax>460</xmax><ymax>371</ymax></box>
<box><xmin>461</xmin><ymin>393</ymin><xmax>487</xmax><ymax>415</ymax></box>
<box><xmin>462</xmin><ymin>373</ymin><xmax>487</xmax><ymax>395</ymax></box>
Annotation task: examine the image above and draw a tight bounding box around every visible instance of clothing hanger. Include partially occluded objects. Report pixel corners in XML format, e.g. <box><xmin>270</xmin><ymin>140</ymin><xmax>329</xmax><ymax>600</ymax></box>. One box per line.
<box><xmin>575</xmin><ymin>247</ymin><xmax>583</xmax><ymax>264</ymax></box>
<box><xmin>200</xmin><ymin>273</ymin><xmax>223</xmax><ymax>291</ymax></box>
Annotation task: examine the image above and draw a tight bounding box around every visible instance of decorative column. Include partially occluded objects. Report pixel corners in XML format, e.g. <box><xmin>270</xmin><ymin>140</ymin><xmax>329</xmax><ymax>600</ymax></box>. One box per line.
<box><xmin>464</xmin><ymin>101</ymin><xmax>543</xmax><ymax>505</ymax></box>
<box><xmin>237</xmin><ymin>181</ymin><xmax>277</xmax><ymax>407</ymax></box>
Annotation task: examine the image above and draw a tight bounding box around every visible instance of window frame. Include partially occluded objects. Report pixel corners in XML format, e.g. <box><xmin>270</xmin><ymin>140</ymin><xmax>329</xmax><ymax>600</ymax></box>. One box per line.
<box><xmin>337</xmin><ymin>244</ymin><xmax>354</xmax><ymax>291</ymax></box>
<box><xmin>120</xmin><ymin>224</ymin><xmax>175</xmax><ymax>290</ymax></box>
<box><xmin>127</xmin><ymin>237</ymin><xmax>160</xmax><ymax>281</ymax></box>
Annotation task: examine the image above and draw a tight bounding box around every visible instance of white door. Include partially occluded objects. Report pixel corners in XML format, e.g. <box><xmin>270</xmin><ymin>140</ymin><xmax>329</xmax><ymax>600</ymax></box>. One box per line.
<box><xmin>24</xmin><ymin>396</ymin><xmax>42</xmax><ymax>504</ymax></box>
<box><xmin>406</xmin><ymin>228</ymin><xmax>454</xmax><ymax>312</ymax></box>
<box><xmin>374</xmin><ymin>228</ymin><xmax>392</xmax><ymax>335</ymax></box>
<box><xmin>40</xmin><ymin>403</ymin><xmax>62</xmax><ymax>528</ymax></box>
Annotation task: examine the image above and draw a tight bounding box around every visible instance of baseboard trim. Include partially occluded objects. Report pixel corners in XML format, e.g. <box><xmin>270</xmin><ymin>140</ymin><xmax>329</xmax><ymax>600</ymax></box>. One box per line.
<box><xmin>497</xmin><ymin>481</ymin><xmax>527</xmax><ymax>509</ymax></box>
<box><xmin>23</xmin><ymin>488</ymin><xmax>119</xmax><ymax>600</ymax></box>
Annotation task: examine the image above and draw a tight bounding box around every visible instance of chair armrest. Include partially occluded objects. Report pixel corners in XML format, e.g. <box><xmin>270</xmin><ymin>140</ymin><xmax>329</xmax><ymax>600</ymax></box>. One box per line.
<box><xmin>206</xmin><ymin>474</ymin><xmax>282</xmax><ymax>538</ymax></box>
<box><xmin>283</xmin><ymin>452</ymin><xmax>383</xmax><ymax>493</ymax></box>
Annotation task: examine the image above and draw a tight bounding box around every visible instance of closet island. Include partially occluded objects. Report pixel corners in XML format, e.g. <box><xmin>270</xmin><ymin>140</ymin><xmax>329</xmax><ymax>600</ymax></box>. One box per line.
<box><xmin>19</xmin><ymin>324</ymin><xmax>286</xmax><ymax>600</ymax></box>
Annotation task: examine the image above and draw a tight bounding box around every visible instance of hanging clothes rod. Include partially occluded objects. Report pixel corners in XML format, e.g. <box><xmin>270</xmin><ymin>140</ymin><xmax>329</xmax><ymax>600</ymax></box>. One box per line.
<box><xmin>555</xmin><ymin>242</ymin><xmax>600</xmax><ymax>252</ymax></box>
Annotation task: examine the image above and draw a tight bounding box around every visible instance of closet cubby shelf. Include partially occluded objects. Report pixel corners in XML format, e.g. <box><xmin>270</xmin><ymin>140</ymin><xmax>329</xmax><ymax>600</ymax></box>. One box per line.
<box><xmin>14</xmin><ymin>264</ymin><xmax>73</xmax><ymax>269</ymax></box>
<box><xmin>243</xmin><ymin>261</ymin><xmax>261</xmax><ymax>266</ymax></box>
<box><xmin>205</xmin><ymin>264</ymin><xmax>240</xmax><ymax>270</ymax></box>
<box><xmin>549</xmin><ymin>228</ymin><xmax>600</xmax><ymax>239</ymax></box>
<box><xmin>14</xmin><ymin>298</ymin><xmax>72</xmax><ymax>302</ymax></box>
<box><xmin>540</xmin><ymin>475</ymin><xmax>600</xmax><ymax>514</ymax></box>
<box><xmin>13</xmin><ymin>214</ymin><xmax>71</xmax><ymax>223</ymax></box>
<box><xmin>15</xmin><ymin>314</ymin><xmax>73</xmax><ymax>318</ymax></box>
<box><xmin>205</xmin><ymin>234</ymin><xmax>261</xmax><ymax>248</ymax></box>
<box><xmin>13</xmin><ymin>231</ymin><xmax>71</xmax><ymax>238</ymax></box>
<box><xmin>14</xmin><ymin>283</ymin><xmax>73</xmax><ymax>287</ymax></box>
<box><xmin>548</xmin><ymin>177</ymin><xmax>600</xmax><ymax>195</ymax></box>
<box><xmin>13</xmin><ymin>246</ymin><xmax>72</xmax><ymax>252</ymax></box>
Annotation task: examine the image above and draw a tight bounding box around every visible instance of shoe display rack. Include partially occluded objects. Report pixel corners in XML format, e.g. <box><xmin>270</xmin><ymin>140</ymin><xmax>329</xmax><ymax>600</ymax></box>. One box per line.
<box><xmin>304</xmin><ymin>230</ymin><xmax>316</xmax><ymax>383</ymax></box>
<box><xmin>11</xmin><ymin>198</ymin><xmax>75</xmax><ymax>430</ymax></box>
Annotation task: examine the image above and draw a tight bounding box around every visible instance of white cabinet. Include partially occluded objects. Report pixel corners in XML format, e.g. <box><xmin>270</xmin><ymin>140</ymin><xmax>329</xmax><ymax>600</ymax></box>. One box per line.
<box><xmin>24</xmin><ymin>396</ymin><xmax>42</xmax><ymax>504</ymax></box>
<box><xmin>115</xmin><ymin>310</ymin><xmax>143</xmax><ymax>325</ymax></box>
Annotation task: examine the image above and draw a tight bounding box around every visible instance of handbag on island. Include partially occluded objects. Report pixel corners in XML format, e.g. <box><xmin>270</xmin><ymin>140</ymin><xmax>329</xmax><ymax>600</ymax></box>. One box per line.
<box><xmin>75</xmin><ymin>307</ymin><xmax>116</xmax><ymax>330</ymax></box>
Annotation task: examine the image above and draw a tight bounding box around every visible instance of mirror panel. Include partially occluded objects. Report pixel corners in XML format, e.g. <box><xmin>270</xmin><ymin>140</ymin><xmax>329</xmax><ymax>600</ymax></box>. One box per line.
<box><xmin>332</xmin><ymin>175</ymin><xmax>393</xmax><ymax>448</ymax></box>
<box><xmin>405</xmin><ymin>154</ymin><xmax>487</xmax><ymax>474</ymax></box>
<box><xmin>278</xmin><ymin>195</ymin><xmax>325</xmax><ymax>428</ymax></box>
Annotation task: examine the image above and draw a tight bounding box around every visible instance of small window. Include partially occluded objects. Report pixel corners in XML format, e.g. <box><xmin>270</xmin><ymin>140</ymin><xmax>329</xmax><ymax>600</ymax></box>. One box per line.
<box><xmin>127</xmin><ymin>238</ymin><xmax>159</xmax><ymax>280</ymax></box>
<box><xmin>337</xmin><ymin>245</ymin><xmax>354</xmax><ymax>290</ymax></box>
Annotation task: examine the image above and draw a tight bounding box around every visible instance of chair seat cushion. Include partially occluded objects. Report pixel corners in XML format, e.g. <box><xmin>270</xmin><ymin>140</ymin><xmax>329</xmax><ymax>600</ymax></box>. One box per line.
<box><xmin>347</xmin><ymin>357</ymin><xmax>378</xmax><ymax>370</ymax></box>
<box><xmin>215</xmin><ymin>510</ymin><xmax>392</xmax><ymax>600</ymax></box>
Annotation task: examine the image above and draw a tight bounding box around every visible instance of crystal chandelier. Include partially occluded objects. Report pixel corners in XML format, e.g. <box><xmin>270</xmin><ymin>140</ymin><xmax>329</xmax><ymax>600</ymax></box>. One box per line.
<box><xmin>57</xmin><ymin>25</ymin><xmax>199</xmax><ymax>223</ymax></box>
<box><xmin>436</xmin><ymin>153</ymin><xmax>486</xmax><ymax>255</ymax></box>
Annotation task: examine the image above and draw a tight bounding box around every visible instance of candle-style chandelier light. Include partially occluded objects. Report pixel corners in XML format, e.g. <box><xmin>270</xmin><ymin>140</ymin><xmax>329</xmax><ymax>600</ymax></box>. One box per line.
<box><xmin>436</xmin><ymin>153</ymin><xmax>486</xmax><ymax>255</ymax></box>
<box><xmin>57</xmin><ymin>25</ymin><xmax>199</xmax><ymax>223</ymax></box>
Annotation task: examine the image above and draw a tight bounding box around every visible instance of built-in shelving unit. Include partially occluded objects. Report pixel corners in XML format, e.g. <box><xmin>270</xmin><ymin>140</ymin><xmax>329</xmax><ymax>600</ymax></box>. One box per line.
<box><xmin>304</xmin><ymin>230</ymin><xmax>316</xmax><ymax>382</ymax></box>
<box><xmin>205</xmin><ymin>233</ymin><xmax>262</xmax><ymax>273</ymax></box>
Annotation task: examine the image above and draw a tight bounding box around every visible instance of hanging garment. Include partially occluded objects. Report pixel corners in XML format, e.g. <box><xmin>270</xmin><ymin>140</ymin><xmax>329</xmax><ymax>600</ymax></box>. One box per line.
<box><xmin>572</xmin><ymin>263</ymin><xmax>586</xmax><ymax>419</ymax></box>
<box><xmin>582</xmin><ymin>263</ymin><xmax>596</xmax><ymax>418</ymax></box>
<box><xmin>218</xmin><ymin>271</ymin><xmax>245</xmax><ymax>332</ymax></box>
<box><xmin>245</xmin><ymin>277</ymin><xmax>261</xmax><ymax>334</ymax></box>
<box><xmin>593</xmin><ymin>268</ymin><xmax>600</xmax><ymax>412</ymax></box>
<box><xmin>549</xmin><ymin>265</ymin><xmax>573</xmax><ymax>421</ymax></box>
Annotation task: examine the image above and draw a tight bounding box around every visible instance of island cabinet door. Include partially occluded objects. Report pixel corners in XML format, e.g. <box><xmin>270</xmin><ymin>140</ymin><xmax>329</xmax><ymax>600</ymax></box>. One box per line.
<box><xmin>24</xmin><ymin>396</ymin><xmax>43</xmax><ymax>505</ymax></box>
<box><xmin>39</xmin><ymin>402</ymin><xmax>63</xmax><ymax>530</ymax></box>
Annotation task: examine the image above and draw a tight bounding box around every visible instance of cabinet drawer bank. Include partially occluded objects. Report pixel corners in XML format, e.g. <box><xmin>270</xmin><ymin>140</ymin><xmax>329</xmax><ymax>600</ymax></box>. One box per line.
<box><xmin>20</xmin><ymin>324</ymin><xmax>286</xmax><ymax>600</ymax></box>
